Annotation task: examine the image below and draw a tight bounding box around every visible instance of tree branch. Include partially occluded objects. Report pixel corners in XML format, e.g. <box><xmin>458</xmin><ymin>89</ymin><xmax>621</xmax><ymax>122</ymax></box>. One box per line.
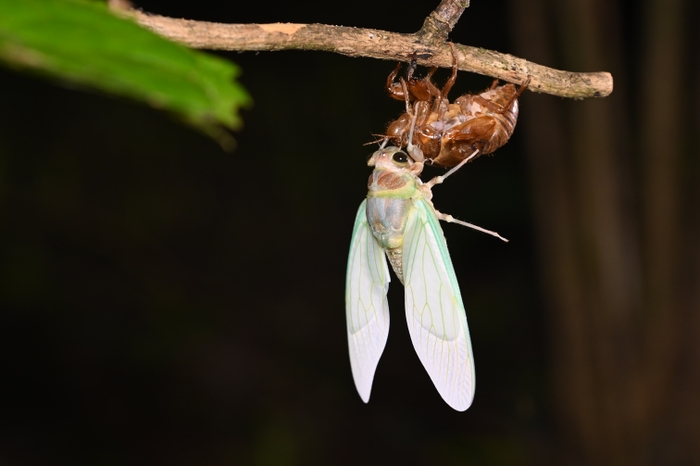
<box><xmin>117</xmin><ymin>3</ymin><xmax>612</xmax><ymax>99</ymax></box>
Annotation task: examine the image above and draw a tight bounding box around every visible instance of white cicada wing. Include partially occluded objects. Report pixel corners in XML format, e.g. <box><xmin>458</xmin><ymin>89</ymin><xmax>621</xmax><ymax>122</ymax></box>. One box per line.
<box><xmin>345</xmin><ymin>200</ymin><xmax>391</xmax><ymax>402</ymax></box>
<box><xmin>403</xmin><ymin>200</ymin><xmax>475</xmax><ymax>411</ymax></box>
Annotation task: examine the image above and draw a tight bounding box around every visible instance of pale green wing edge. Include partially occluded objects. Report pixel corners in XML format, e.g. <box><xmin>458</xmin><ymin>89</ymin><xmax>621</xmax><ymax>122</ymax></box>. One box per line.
<box><xmin>345</xmin><ymin>200</ymin><xmax>391</xmax><ymax>403</ymax></box>
<box><xmin>402</xmin><ymin>199</ymin><xmax>475</xmax><ymax>411</ymax></box>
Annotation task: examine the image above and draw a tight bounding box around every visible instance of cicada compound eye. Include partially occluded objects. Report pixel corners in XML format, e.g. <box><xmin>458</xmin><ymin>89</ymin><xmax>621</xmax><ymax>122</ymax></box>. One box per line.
<box><xmin>392</xmin><ymin>150</ymin><xmax>410</xmax><ymax>166</ymax></box>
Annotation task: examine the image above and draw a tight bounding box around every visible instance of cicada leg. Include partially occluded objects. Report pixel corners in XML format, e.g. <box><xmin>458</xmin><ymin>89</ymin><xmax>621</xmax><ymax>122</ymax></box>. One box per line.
<box><xmin>425</xmin><ymin>148</ymin><xmax>481</xmax><ymax>189</ymax></box>
<box><xmin>435</xmin><ymin>211</ymin><xmax>509</xmax><ymax>242</ymax></box>
<box><xmin>422</xmin><ymin>148</ymin><xmax>509</xmax><ymax>242</ymax></box>
<box><xmin>440</xmin><ymin>43</ymin><xmax>459</xmax><ymax>100</ymax></box>
<box><xmin>386</xmin><ymin>62</ymin><xmax>405</xmax><ymax>101</ymax></box>
<box><xmin>405</xmin><ymin>89</ymin><xmax>425</xmax><ymax>163</ymax></box>
<box><xmin>501</xmin><ymin>77</ymin><xmax>530</xmax><ymax>112</ymax></box>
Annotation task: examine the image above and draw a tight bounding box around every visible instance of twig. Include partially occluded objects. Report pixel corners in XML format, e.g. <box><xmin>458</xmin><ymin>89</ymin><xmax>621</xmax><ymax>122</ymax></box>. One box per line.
<box><xmin>418</xmin><ymin>0</ymin><xmax>470</xmax><ymax>42</ymax></box>
<box><xmin>113</xmin><ymin>1</ymin><xmax>612</xmax><ymax>99</ymax></box>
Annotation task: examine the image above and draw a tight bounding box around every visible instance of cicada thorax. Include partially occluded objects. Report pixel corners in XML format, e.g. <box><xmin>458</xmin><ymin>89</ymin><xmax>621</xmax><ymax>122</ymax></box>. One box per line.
<box><xmin>365</xmin><ymin>147</ymin><xmax>422</xmax><ymax>283</ymax></box>
<box><xmin>430</xmin><ymin>79</ymin><xmax>530</xmax><ymax>167</ymax></box>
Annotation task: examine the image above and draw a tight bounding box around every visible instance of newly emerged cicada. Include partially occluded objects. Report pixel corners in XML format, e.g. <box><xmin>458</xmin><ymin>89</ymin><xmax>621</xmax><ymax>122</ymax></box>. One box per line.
<box><xmin>384</xmin><ymin>55</ymin><xmax>529</xmax><ymax>167</ymax></box>
<box><xmin>345</xmin><ymin>145</ymin><xmax>506</xmax><ymax>411</ymax></box>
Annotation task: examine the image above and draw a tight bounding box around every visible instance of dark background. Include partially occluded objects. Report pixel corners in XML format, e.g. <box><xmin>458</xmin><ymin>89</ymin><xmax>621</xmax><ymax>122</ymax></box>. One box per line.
<box><xmin>1</xmin><ymin>0</ymin><xmax>698</xmax><ymax>464</ymax></box>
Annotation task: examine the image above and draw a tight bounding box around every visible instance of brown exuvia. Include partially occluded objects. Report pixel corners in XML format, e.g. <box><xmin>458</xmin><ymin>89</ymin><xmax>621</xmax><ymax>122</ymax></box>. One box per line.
<box><xmin>384</xmin><ymin>55</ymin><xmax>529</xmax><ymax>168</ymax></box>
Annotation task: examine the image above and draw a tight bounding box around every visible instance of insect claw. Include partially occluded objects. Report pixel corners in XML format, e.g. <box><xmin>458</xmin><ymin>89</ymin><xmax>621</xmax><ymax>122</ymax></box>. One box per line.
<box><xmin>501</xmin><ymin>76</ymin><xmax>531</xmax><ymax>111</ymax></box>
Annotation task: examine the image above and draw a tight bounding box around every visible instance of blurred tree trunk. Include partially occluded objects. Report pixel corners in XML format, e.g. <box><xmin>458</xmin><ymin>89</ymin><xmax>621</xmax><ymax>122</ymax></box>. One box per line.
<box><xmin>510</xmin><ymin>0</ymin><xmax>698</xmax><ymax>463</ymax></box>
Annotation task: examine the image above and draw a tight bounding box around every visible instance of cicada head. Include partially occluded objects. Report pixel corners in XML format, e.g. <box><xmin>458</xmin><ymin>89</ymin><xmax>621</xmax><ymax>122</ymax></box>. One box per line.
<box><xmin>368</xmin><ymin>146</ymin><xmax>412</xmax><ymax>170</ymax></box>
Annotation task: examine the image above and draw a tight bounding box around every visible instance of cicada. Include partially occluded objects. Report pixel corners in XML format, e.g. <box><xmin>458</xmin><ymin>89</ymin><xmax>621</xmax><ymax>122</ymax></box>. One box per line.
<box><xmin>345</xmin><ymin>145</ymin><xmax>506</xmax><ymax>411</ymax></box>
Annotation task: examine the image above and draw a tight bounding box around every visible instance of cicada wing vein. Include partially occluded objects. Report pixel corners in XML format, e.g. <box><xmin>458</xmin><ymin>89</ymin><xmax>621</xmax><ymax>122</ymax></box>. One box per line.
<box><xmin>402</xmin><ymin>200</ymin><xmax>475</xmax><ymax>411</ymax></box>
<box><xmin>345</xmin><ymin>200</ymin><xmax>391</xmax><ymax>402</ymax></box>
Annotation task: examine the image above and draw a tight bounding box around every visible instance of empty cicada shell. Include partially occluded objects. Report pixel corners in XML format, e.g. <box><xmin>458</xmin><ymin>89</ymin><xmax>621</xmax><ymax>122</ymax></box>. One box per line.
<box><xmin>383</xmin><ymin>57</ymin><xmax>529</xmax><ymax>168</ymax></box>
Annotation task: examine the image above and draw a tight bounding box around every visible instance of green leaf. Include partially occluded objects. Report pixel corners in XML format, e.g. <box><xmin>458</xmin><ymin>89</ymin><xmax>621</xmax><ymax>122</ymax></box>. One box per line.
<box><xmin>0</xmin><ymin>0</ymin><xmax>251</xmax><ymax>147</ymax></box>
